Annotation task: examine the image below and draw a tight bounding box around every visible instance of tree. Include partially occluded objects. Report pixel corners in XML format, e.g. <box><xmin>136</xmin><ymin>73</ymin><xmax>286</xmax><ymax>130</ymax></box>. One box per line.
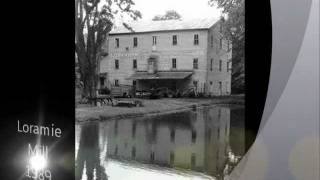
<box><xmin>152</xmin><ymin>10</ymin><xmax>182</xmax><ymax>21</ymax></box>
<box><xmin>75</xmin><ymin>0</ymin><xmax>141</xmax><ymax>98</ymax></box>
<box><xmin>209</xmin><ymin>0</ymin><xmax>245</xmax><ymax>93</ymax></box>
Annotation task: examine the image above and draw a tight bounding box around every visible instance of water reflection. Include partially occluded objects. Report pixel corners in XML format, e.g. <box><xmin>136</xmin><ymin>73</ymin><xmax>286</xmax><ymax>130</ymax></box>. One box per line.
<box><xmin>76</xmin><ymin>105</ymin><xmax>245</xmax><ymax>180</ymax></box>
<box><xmin>75</xmin><ymin>123</ymin><xmax>108</xmax><ymax>180</ymax></box>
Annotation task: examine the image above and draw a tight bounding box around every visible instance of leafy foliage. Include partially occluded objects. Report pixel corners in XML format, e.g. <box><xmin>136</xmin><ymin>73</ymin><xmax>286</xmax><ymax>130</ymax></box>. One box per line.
<box><xmin>75</xmin><ymin>0</ymin><xmax>141</xmax><ymax>98</ymax></box>
<box><xmin>209</xmin><ymin>0</ymin><xmax>245</xmax><ymax>93</ymax></box>
<box><xmin>152</xmin><ymin>10</ymin><xmax>182</xmax><ymax>21</ymax></box>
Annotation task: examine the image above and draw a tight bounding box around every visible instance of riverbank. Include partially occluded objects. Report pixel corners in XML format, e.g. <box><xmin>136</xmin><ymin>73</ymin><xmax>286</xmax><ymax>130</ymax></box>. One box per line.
<box><xmin>76</xmin><ymin>95</ymin><xmax>244</xmax><ymax>122</ymax></box>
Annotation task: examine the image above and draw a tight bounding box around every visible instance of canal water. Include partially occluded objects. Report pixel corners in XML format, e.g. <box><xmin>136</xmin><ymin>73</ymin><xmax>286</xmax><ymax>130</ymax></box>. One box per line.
<box><xmin>75</xmin><ymin>105</ymin><xmax>245</xmax><ymax>180</ymax></box>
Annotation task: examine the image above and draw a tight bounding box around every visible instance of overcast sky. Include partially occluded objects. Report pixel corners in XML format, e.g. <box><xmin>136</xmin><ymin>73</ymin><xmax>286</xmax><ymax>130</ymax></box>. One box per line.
<box><xmin>116</xmin><ymin>0</ymin><xmax>222</xmax><ymax>22</ymax></box>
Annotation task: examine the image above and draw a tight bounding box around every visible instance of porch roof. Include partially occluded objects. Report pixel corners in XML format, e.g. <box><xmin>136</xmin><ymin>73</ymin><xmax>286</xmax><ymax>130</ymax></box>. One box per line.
<box><xmin>128</xmin><ymin>71</ymin><xmax>193</xmax><ymax>80</ymax></box>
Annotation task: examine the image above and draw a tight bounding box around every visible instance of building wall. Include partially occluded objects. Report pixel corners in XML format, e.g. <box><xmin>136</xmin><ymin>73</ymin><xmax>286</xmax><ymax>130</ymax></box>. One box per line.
<box><xmin>100</xmin><ymin>21</ymin><xmax>232</xmax><ymax>95</ymax></box>
<box><xmin>206</xmin><ymin>23</ymin><xmax>232</xmax><ymax>96</ymax></box>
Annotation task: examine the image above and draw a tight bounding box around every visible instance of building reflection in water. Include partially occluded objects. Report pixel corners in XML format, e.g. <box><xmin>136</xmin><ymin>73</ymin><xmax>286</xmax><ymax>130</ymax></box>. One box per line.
<box><xmin>101</xmin><ymin>105</ymin><xmax>244</xmax><ymax>178</ymax></box>
<box><xmin>76</xmin><ymin>105</ymin><xmax>245</xmax><ymax>180</ymax></box>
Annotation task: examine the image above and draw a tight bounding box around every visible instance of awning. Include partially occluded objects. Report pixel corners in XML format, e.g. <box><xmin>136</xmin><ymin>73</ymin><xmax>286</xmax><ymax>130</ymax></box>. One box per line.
<box><xmin>128</xmin><ymin>71</ymin><xmax>193</xmax><ymax>80</ymax></box>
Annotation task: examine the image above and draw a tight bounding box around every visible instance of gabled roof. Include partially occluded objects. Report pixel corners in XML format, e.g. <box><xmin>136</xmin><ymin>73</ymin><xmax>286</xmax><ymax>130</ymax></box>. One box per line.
<box><xmin>110</xmin><ymin>18</ymin><xmax>219</xmax><ymax>35</ymax></box>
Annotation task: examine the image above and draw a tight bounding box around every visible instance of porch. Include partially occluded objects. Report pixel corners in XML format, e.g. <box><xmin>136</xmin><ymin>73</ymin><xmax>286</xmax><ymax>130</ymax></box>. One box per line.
<box><xmin>128</xmin><ymin>70</ymin><xmax>194</xmax><ymax>91</ymax></box>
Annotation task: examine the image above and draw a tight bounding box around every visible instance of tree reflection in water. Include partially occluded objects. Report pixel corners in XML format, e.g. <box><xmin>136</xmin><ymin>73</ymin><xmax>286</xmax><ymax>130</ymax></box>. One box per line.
<box><xmin>76</xmin><ymin>123</ymin><xmax>108</xmax><ymax>180</ymax></box>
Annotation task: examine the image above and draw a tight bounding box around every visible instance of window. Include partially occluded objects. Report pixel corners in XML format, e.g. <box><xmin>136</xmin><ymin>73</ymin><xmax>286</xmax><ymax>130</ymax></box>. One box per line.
<box><xmin>150</xmin><ymin>152</ymin><xmax>155</xmax><ymax>162</ymax></box>
<box><xmin>227</xmin><ymin>40</ymin><xmax>231</xmax><ymax>51</ymax></box>
<box><xmin>131</xmin><ymin>147</ymin><xmax>136</xmax><ymax>159</ymax></box>
<box><xmin>133</xmin><ymin>37</ymin><xmax>138</xmax><ymax>47</ymax></box>
<box><xmin>193</xmin><ymin>58</ymin><xmax>198</xmax><ymax>69</ymax></box>
<box><xmin>191</xmin><ymin>153</ymin><xmax>196</xmax><ymax>169</ymax></box>
<box><xmin>225</xmin><ymin>122</ymin><xmax>228</xmax><ymax>136</ymax></box>
<box><xmin>219</xmin><ymin>60</ymin><xmax>222</xmax><ymax>71</ymax></box>
<box><xmin>152</xmin><ymin>36</ymin><xmax>157</xmax><ymax>45</ymax></box>
<box><xmin>219</xmin><ymin>81</ymin><xmax>222</xmax><ymax>94</ymax></box>
<box><xmin>115</xmin><ymin>59</ymin><xmax>119</xmax><ymax>69</ymax></box>
<box><xmin>219</xmin><ymin>38</ymin><xmax>223</xmax><ymax>49</ymax></box>
<box><xmin>115</xmin><ymin>38</ymin><xmax>119</xmax><ymax>48</ymax></box>
<box><xmin>172</xmin><ymin>35</ymin><xmax>177</xmax><ymax>45</ymax></box>
<box><xmin>100</xmin><ymin>77</ymin><xmax>105</xmax><ymax>86</ymax></box>
<box><xmin>227</xmin><ymin>60</ymin><xmax>232</xmax><ymax>72</ymax></box>
<box><xmin>210</xmin><ymin>35</ymin><xmax>214</xmax><ymax>48</ymax></box>
<box><xmin>133</xmin><ymin>59</ymin><xmax>137</xmax><ymax>69</ymax></box>
<box><xmin>170</xmin><ymin>129</ymin><xmax>175</xmax><ymax>143</ymax></box>
<box><xmin>172</xmin><ymin>58</ymin><xmax>177</xmax><ymax>69</ymax></box>
<box><xmin>191</xmin><ymin>130</ymin><xmax>197</xmax><ymax>143</ymax></box>
<box><xmin>170</xmin><ymin>151</ymin><xmax>175</xmax><ymax>165</ymax></box>
<box><xmin>114</xmin><ymin>145</ymin><xmax>118</xmax><ymax>156</ymax></box>
<box><xmin>133</xmin><ymin>80</ymin><xmax>136</xmax><ymax>86</ymax></box>
<box><xmin>132</xmin><ymin>121</ymin><xmax>137</xmax><ymax>138</ymax></box>
<box><xmin>219</xmin><ymin>24</ymin><xmax>223</xmax><ymax>33</ymax></box>
<box><xmin>217</xmin><ymin>128</ymin><xmax>220</xmax><ymax>139</ymax></box>
<box><xmin>210</xmin><ymin>81</ymin><xmax>213</xmax><ymax>85</ymax></box>
<box><xmin>114</xmin><ymin>79</ymin><xmax>119</xmax><ymax>86</ymax></box>
<box><xmin>194</xmin><ymin>34</ymin><xmax>199</xmax><ymax>45</ymax></box>
<box><xmin>210</xmin><ymin>58</ymin><xmax>213</xmax><ymax>71</ymax></box>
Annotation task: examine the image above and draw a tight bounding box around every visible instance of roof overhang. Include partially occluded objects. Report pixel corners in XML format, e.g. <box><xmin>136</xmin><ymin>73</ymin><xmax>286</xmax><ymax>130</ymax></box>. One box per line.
<box><xmin>128</xmin><ymin>71</ymin><xmax>193</xmax><ymax>80</ymax></box>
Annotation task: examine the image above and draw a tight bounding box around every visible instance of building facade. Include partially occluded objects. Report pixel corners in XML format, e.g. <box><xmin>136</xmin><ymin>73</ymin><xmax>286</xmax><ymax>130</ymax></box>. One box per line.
<box><xmin>99</xmin><ymin>18</ymin><xmax>232</xmax><ymax>96</ymax></box>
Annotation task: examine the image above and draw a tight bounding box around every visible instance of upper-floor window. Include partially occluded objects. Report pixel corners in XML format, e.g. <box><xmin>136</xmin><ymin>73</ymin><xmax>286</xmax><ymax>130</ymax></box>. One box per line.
<box><xmin>172</xmin><ymin>35</ymin><xmax>177</xmax><ymax>45</ymax></box>
<box><xmin>133</xmin><ymin>59</ymin><xmax>137</xmax><ymax>69</ymax></box>
<box><xmin>152</xmin><ymin>36</ymin><xmax>157</xmax><ymax>45</ymax></box>
<box><xmin>227</xmin><ymin>60</ymin><xmax>232</xmax><ymax>72</ymax></box>
<box><xmin>115</xmin><ymin>38</ymin><xmax>119</xmax><ymax>48</ymax></box>
<box><xmin>219</xmin><ymin>60</ymin><xmax>222</xmax><ymax>71</ymax></box>
<box><xmin>133</xmin><ymin>37</ymin><xmax>138</xmax><ymax>47</ymax></box>
<box><xmin>115</xmin><ymin>59</ymin><xmax>119</xmax><ymax>69</ymax></box>
<box><xmin>194</xmin><ymin>34</ymin><xmax>199</xmax><ymax>45</ymax></box>
<box><xmin>170</xmin><ymin>129</ymin><xmax>175</xmax><ymax>143</ymax></box>
<box><xmin>172</xmin><ymin>58</ymin><xmax>177</xmax><ymax>69</ymax></box>
<box><xmin>227</xmin><ymin>40</ymin><xmax>231</xmax><ymax>51</ymax></box>
<box><xmin>191</xmin><ymin>130</ymin><xmax>197</xmax><ymax>143</ymax></box>
<box><xmin>210</xmin><ymin>35</ymin><xmax>214</xmax><ymax>48</ymax></box>
<box><xmin>210</xmin><ymin>58</ymin><xmax>213</xmax><ymax>71</ymax></box>
<box><xmin>219</xmin><ymin>38</ymin><xmax>223</xmax><ymax>49</ymax></box>
<box><xmin>193</xmin><ymin>58</ymin><xmax>198</xmax><ymax>69</ymax></box>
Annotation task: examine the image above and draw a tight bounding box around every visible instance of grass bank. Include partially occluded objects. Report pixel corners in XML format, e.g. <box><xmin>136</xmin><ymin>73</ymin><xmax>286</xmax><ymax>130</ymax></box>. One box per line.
<box><xmin>76</xmin><ymin>95</ymin><xmax>244</xmax><ymax>123</ymax></box>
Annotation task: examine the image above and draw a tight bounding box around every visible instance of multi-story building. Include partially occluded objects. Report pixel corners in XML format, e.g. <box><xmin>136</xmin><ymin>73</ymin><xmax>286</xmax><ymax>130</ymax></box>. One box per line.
<box><xmin>99</xmin><ymin>18</ymin><xmax>232</xmax><ymax>96</ymax></box>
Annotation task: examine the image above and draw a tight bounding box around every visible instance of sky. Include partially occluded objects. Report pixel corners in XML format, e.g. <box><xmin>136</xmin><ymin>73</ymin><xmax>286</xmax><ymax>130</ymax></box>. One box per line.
<box><xmin>114</xmin><ymin>0</ymin><xmax>222</xmax><ymax>23</ymax></box>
